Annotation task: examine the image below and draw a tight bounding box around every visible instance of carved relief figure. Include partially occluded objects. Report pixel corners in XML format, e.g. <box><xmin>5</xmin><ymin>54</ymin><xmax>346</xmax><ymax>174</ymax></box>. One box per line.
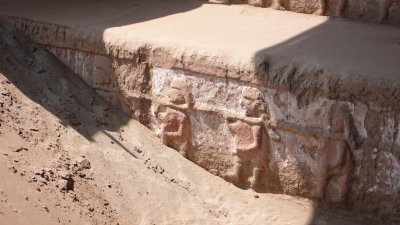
<box><xmin>158</xmin><ymin>78</ymin><xmax>192</xmax><ymax>158</ymax></box>
<box><xmin>226</xmin><ymin>87</ymin><xmax>270</xmax><ymax>191</ymax></box>
<box><xmin>313</xmin><ymin>103</ymin><xmax>353</xmax><ymax>203</ymax></box>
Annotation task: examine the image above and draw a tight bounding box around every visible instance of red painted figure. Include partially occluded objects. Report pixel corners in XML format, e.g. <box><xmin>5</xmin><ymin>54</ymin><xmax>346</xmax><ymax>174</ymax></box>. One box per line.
<box><xmin>159</xmin><ymin>78</ymin><xmax>192</xmax><ymax>158</ymax></box>
<box><xmin>227</xmin><ymin>87</ymin><xmax>269</xmax><ymax>191</ymax></box>
<box><xmin>314</xmin><ymin>104</ymin><xmax>353</xmax><ymax>203</ymax></box>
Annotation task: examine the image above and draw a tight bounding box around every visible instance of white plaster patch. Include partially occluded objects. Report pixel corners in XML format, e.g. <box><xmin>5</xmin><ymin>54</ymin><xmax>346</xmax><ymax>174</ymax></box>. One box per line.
<box><xmin>353</xmin><ymin>102</ymin><xmax>368</xmax><ymax>140</ymax></box>
<box><xmin>381</xmin><ymin>116</ymin><xmax>395</xmax><ymax>146</ymax></box>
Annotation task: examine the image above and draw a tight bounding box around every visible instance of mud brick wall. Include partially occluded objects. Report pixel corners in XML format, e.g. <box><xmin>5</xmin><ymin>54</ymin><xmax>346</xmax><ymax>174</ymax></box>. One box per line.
<box><xmin>4</xmin><ymin>17</ymin><xmax>400</xmax><ymax>221</ymax></box>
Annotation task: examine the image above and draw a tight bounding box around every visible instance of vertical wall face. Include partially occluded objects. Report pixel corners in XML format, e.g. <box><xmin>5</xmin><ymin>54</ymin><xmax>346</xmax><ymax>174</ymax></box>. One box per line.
<box><xmin>220</xmin><ymin>0</ymin><xmax>400</xmax><ymax>24</ymax></box>
<box><xmin>43</xmin><ymin>43</ymin><xmax>400</xmax><ymax>220</ymax></box>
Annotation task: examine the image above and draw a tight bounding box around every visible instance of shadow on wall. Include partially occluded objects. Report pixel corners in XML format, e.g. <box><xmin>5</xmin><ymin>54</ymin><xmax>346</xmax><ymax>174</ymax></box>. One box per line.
<box><xmin>253</xmin><ymin>16</ymin><xmax>400</xmax><ymax>98</ymax></box>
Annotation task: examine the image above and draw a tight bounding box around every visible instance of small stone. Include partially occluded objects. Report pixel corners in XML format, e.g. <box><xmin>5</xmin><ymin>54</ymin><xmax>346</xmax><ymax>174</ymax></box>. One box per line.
<box><xmin>14</xmin><ymin>147</ymin><xmax>28</xmax><ymax>152</ymax></box>
<box><xmin>59</xmin><ymin>171</ymin><xmax>72</xmax><ymax>179</ymax></box>
<box><xmin>78</xmin><ymin>173</ymin><xmax>86</xmax><ymax>178</ymax></box>
<box><xmin>68</xmin><ymin>192</ymin><xmax>78</xmax><ymax>202</ymax></box>
<box><xmin>88</xmin><ymin>207</ymin><xmax>94</xmax><ymax>212</ymax></box>
<box><xmin>58</xmin><ymin>179</ymin><xmax>68</xmax><ymax>191</ymax></box>
<box><xmin>29</xmin><ymin>176</ymin><xmax>37</xmax><ymax>183</ymax></box>
<box><xmin>254</xmin><ymin>195</ymin><xmax>259</xmax><ymax>199</ymax></box>
<box><xmin>34</xmin><ymin>169</ymin><xmax>44</xmax><ymax>176</ymax></box>
<box><xmin>59</xmin><ymin>177</ymin><xmax>74</xmax><ymax>192</ymax></box>
<box><xmin>134</xmin><ymin>147</ymin><xmax>142</xmax><ymax>153</ymax></box>
<box><xmin>77</xmin><ymin>159</ymin><xmax>91</xmax><ymax>170</ymax></box>
<box><xmin>44</xmin><ymin>168</ymin><xmax>53</xmax><ymax>174</ymax></box>
<box><xmin>0</xmin><ymin>91</ymin><xmax>10</xmax><ymax>96</ymax></box>
<box><xmin>9</xmin><ymin>166</ymin><xmax>17</xmax><ymax>173</ymax></box>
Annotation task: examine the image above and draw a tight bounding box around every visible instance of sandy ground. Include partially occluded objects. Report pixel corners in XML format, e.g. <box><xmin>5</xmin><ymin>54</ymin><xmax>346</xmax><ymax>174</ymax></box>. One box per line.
<box><xmin>0</xmin><ymin>22</ymin><xmax>391</xmax><ymax>225</ymax></box>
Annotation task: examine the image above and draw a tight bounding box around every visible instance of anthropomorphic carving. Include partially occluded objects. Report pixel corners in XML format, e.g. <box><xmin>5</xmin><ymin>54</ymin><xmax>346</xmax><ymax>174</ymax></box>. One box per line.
<box><xmin>313</xmin><ymin>103</ymin><xmax>353</xmax><ymax>203</ymax></box>
<box><xmin>226</xmin><ymin>87</ymin><xmax>270</xmax><ymax>191</ymax></box>
<box><xmin>158</xmin><ymin>78</ymin><xmax>192</xmax><ymax>158</ymax></box>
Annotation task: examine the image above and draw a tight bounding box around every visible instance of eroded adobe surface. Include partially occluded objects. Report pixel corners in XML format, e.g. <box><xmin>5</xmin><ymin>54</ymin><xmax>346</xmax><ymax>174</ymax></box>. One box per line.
<box><xmin>1</xmin><ymin>0</ymin><xmax>400</xmax><ymax>221</ymax></box>
<box><xmin>212</xmin><ymin>0</ymin><xmax>400</xmax><ymax>24</ymax></box>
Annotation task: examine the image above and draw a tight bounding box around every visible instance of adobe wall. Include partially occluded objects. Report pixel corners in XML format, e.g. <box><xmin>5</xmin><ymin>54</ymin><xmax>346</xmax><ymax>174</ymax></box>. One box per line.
<box><xmin>2</xmin><ymin>16</ymin><xmax>400</xmax><ymax>221</ymax></box>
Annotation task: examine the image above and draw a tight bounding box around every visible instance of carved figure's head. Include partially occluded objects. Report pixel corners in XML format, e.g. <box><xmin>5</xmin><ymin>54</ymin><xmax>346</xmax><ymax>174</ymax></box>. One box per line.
<box><xmin>167</xmin><ymin>78</ymin><xmax>188</xmax><ymax>105</ymax></box>
<box><xmin>240</xmin><ymin>87</ymin><xmax>266</xmax><ymax>118</ymax></box>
